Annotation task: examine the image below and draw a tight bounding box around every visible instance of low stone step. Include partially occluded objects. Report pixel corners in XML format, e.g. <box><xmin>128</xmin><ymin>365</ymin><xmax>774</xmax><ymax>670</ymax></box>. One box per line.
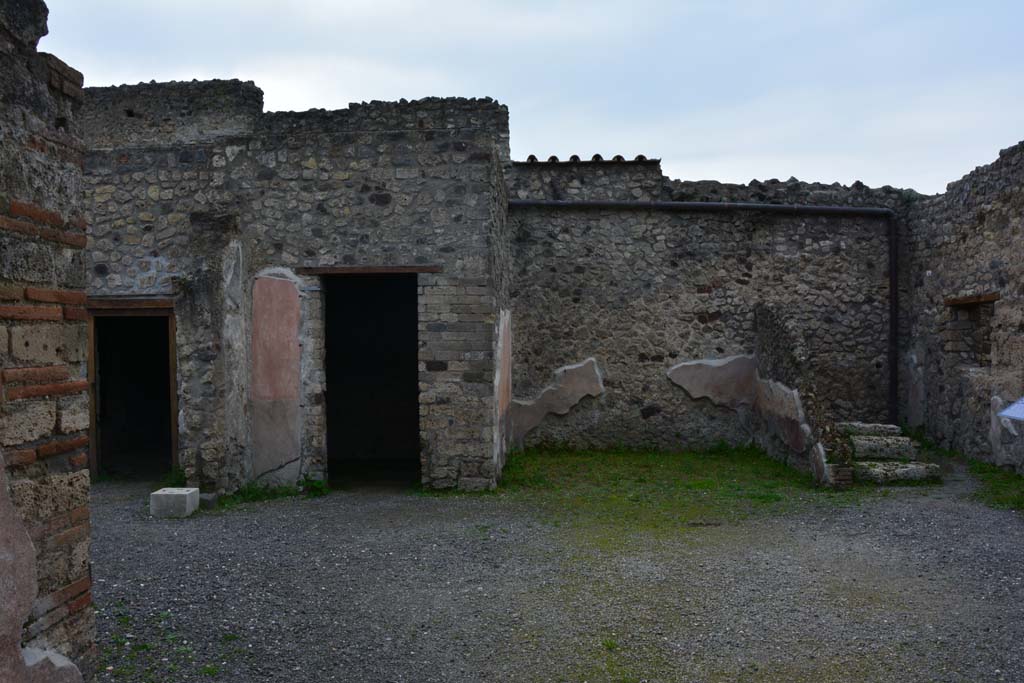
<box><xmin>850</xmin><ymin>434</ymin><xmax>917</xmax><ymax>461</ymax></box>
<box><xmin>837</xmin><ymin>422</ymin><xmax>902</xmax><ymax>437</ymax></box>
<box><xmin>853</xmin><ymin>460</ymin><xmax>941</xmax><ymax>484</ymax></box>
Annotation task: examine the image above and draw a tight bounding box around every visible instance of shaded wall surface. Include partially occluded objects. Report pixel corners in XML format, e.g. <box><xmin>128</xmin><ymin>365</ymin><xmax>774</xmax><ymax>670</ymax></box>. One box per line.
<box><xmin>507</xmin><ymin>161</ymin><xmax>911</xmax><ymax>451</ymax></box>
<box><xmin>0</xmin><ymin>0</ymin><xmax>93</xmax><ymax>673</ymax></box>
<box><xmin>82</xmin><ymin>82</ymin><xmax>512</xmax><ymax>491</ymax></box>
<box><xmin>902</xmin><ymin>142</ymin><xmax>1024</xmax><ymax>470</ymax></box>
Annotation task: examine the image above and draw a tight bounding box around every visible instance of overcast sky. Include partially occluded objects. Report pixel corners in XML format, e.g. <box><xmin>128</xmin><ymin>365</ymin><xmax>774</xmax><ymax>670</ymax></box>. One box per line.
<box><xmin>40</xmin><ymin>0</ymin><xmax>1024</xmax><ymax>194</ymax></box>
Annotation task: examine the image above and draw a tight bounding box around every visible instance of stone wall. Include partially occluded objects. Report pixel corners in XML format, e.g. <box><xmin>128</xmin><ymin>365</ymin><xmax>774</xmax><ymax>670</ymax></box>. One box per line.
<box><xmin>508</xmin><ymin>160</ymin><xmax>900</xmax><ymax>450</ymax></box>
<box><xmin>752</xmin><ymin>303</ymin><xmax>849</xmax><ymax>484</ymax></box>
<box><xmin>82</xmin><ymin>83</ymin><xmax>512</xmax><ymax>490</ymax></box>
<box><xmin>0</xmin><ymin>0</ymin><xmax>93</xmax><ymax>674</ymax></box>
<box><xmin>902</xmin><ymin>141</ymin><xmax>1024</xmax><ymax>469</ymax></box>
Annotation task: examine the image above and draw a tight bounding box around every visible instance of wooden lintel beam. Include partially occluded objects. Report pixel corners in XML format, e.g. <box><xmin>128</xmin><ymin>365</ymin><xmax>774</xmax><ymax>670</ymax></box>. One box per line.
<box><xmin>944</xmin><ymin>292</ymin><xmax>1000</xmax><ymax>307</ymax></box>
<box><xmin>295</xmin><ymin>265</ymin><xmax>443</xmax><ymax>275</ymax></box>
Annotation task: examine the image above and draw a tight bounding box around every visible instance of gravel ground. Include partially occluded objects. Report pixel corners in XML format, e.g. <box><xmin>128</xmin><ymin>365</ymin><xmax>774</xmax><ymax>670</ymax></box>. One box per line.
<box><xmin>90</xmin><ymin>469</ymin><xmax>1024</xmax><ymax>683</ymax></box>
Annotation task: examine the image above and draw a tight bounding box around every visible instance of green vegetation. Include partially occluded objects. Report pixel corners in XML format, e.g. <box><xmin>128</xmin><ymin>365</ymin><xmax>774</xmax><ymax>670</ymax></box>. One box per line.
<box><xmin>217</xmin><ymin>476</ymin><xmax>330</xmax><ymax>510</ymax></box>
<box><xmin>499</xmin><ymin>444</ymin><xmax>867</xmax><ymax>548</ymax></box>
<box><xmin>159</xmin><ymin>467</ymin><xmax>188</xmax><ymax>488</ymax></box>
<box><xmin>300</xmin><ymin>475</ymin><xmax>329</xmax><ymax>498</ymax></box>
<box><xmin>903</xmin><ymin>426</ymin><xmax>1024</xmax><ymax>510</ymax></box>
<box><xmin>902</xmin><ymin>426</ymin><xmax>962</xmax><ymax>464</ymax></box>
<box><xmin>97</xmin><ymin>606</ymin><xmax>247</xmax><ymax>682</ymax></box>
<box><xmin>968</xmin><ymin>459</ymin><xmax>1024</xmax><ymax>510</ymax></box>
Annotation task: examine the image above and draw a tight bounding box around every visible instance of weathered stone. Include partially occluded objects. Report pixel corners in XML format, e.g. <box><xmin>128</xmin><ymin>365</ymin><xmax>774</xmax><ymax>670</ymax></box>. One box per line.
<box><xmin>853</xmin><ymin>460</ymin><xmax>941</xmax><ymax>484</ymax></box>
<box><xmin>10</xmin><ymin>325</ymin><xmax>63</xmax><ymax>364</ymax></box>
<box><xmin>2</xmin><ymin>0</ymin><xmax>91</xmax><ymax>671</ymax></box>
<box><xmin>82</xmin><ymin>84</ymin><xmax>511</xmax><ymax>492</ymax></box>
<box><xmin>511</xmin><ymin>358</ymin><xmax>604</xmax><ymax>446</ymax></box>
<box><xmin>149</xmin><ymin>488</ymin><xmax>200</xmax><ymax>518</ymax></box>
<box><xmin>56</xmin><ymin>395</ymin><xmax>89</xmax><ymax>434</ymax></box>
<box><xmin>0</xmin><ymin>456</ymin><xmax>84</xmax><ymax>683</ymax></box>
<box><xmin>837</xmin><ymin>422</ymin><xmax>902</xmax><ymax>437</ymax></box>
<box><xmin>0</xmin><ymin>400</ymin><xmax>56</xmax><ymax>447</ymax></box>
<box><xmin>850</xmin><ymin>435</ymin><xmax>917</xmax><ymax>461</ymax></box>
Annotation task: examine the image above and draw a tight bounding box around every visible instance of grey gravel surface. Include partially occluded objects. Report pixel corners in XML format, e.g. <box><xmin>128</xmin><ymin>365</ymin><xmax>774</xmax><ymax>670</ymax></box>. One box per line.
<box><xmin>90</xmin><ymin>470</ymin><xmax>1024</xmax><ymax>682</ymax></box>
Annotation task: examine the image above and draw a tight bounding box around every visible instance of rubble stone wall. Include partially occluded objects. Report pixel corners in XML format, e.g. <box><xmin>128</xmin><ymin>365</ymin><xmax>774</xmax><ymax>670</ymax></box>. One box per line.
<box><xmin>902</xmin><ymin>142</ymin><xmax>1024</xmax><ymax>470</ymax></box>
<box><xmin>508</xmin><ymin>161</ymin><xmax>902</xmax><ymax>450</ymax></box>
<box><xmin>82</xmin><ymin>83</ymin><xmax>512</xmax><ymax>490</ymax></box>
<box><xmin>0</xmin><ymin>0</ymin><xmax>94</xmax><ymax>672</ymax></box>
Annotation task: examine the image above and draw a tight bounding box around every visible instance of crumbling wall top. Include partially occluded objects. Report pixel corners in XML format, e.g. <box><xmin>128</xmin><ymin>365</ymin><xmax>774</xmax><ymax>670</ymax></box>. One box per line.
<box><xmin>934</xmin><ymin>138</ymin><xmax>1024</xmax><ymax>214</ymax></box>
<box><xmin>0</xmin><ymin>0</ymin><xmax>48</xmax><ymax>47</ymax></box>
<box><xmin>82</xmin><ymin>79</ymin><xmax>264</xmax><ymax>149</ymax></box>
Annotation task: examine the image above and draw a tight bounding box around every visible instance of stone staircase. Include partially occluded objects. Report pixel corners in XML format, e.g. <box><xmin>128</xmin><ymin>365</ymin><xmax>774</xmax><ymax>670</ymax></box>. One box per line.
<box><xmin>837</xmin><ymin>422</ymin><xmax>942</xmax><ymax>484</ymax></box>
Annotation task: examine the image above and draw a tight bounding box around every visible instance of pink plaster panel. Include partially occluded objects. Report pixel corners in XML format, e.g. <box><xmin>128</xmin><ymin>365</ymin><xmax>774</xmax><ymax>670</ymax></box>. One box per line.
<box><xmin>252</xmin><ymin>277</ymin><xmax>300</xmax><ymax>402</ymax></box>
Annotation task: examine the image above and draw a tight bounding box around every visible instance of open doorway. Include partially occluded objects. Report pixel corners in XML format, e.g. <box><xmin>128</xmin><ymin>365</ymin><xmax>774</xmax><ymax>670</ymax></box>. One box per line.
<box><xmin>324</xmin><ymin>275</ymin><xmax>420</xmax><ymax>487</ymax></box>
<box><xmin>92</xmin><ymin>314</ymin><xmax>175</xmax><ymax>480</ymax></box>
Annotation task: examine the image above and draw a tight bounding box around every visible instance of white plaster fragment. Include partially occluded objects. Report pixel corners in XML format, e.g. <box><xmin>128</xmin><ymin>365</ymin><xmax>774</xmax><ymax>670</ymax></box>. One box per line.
<box><xmin>511</xmin><ymin>358</ymin><xmax>604</xmax><ymax>446</ymax></box>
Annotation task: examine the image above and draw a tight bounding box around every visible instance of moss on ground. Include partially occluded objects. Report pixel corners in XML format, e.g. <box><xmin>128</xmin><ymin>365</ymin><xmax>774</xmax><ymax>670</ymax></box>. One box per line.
<box><xmin>968</xmin><ymin>460</ymin><xmax>1024</xmax><ymax>510</ymax></box>
<box><xmin>498</xmin><ymin>443</ymin><xmax>871</xmax><ymax>549</ymax></box>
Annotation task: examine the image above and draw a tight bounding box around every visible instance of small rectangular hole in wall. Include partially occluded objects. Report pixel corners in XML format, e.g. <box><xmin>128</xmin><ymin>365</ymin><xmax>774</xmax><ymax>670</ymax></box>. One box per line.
<box><xmin>943</xmin><ymin>299</ymin><xmax>995</xmax><ymax>367</ymax></box>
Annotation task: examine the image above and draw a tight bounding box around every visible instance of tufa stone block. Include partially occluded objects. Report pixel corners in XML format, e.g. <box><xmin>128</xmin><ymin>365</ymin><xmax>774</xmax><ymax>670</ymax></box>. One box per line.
<box><xmin>149</xmin><ymin>488</ymin><xmax>200</xmax><ymax>518</ymax></box>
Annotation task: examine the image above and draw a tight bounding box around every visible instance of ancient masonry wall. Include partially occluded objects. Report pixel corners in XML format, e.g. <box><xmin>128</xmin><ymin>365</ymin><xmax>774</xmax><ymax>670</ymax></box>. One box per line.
<box><xmin>0</xmin><ymin>0</ymin><xmax>94</xmax><ymax>673</ymax></box>
<box><xmin>507</xmin><ymin>160</ymin><xmax>915</xmax><ymax>452</ymax></box>
<box><xmin>82</xmin><ymin>83</ymin><xmax>512</xmax><ymax>490</ymax></box>
<box><xmin>902</xmin><ymin>141</ymin><xmax>1024</xmax><ymax>470</ymax></box>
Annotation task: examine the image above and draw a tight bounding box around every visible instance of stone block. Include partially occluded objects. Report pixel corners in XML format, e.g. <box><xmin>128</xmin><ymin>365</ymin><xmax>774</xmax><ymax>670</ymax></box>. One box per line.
<box><xmin>8</xmin><ymin>471</ymin><xmax>90</xmax><ymax>523</ymax></box>
<box><xmin>853</xmin><ymin>460</ymin><xmax>941</xmax><ymax>484</ymax></box>
<box><xmin>850</xmin><ymin>435</ymin><xmax>917</xmax><ymax>461</ymax></box>
<box><xmin>57</xmin><ymin>394</ymin><xmax>89</xmax><ymax>434</ymax></box>
<box><xmin>11</xmin><ymin>324</ymin><xmax>64</xmax><ymax>364</ymax></box>
<box><xmin>198</xmin><ymin>493</ymin><xmax>219</xmax><ymax>510</ymax></box>
<box><xmin>837</xmin><ymin>421</ymin><xmax>902</xmax><ymax>437</ymax></box>
<box><xmin>60</xmin><ymin>324</ymin><xmax>87</xmax><ymax>363</ymax></box>
<box><xmin>0</xmin><ymin>399</ymin><xmax>56</xmax><ymax>446</ymax></box>
<box><xmin>149</xmin><ymin>488</ymin><xmax>199</xmax><ymax>518</ymax></box>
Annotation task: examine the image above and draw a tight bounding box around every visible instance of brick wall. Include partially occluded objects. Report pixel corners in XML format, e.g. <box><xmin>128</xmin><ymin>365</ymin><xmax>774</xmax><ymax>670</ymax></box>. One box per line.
<box><xmin>0</xmin><ymin>0</ymin><xmax>94</xmax><ymax>673</ymax></box>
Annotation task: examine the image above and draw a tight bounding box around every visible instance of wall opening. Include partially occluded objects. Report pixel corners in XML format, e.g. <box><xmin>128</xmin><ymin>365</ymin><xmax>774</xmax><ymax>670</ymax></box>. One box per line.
<box><xmin>94</xmin><ymin>315</ymin><xmax>174</xmax><ymax>479</ymax></box>
<box><xmin>943</xmin><ymin>295</ymin><xmax>997</xmax><ymax>367</ymax></box>
<box><xmin>325</xmin><ymin>275</ymin><xmax>420</xmax><ymax>486</ymax></box>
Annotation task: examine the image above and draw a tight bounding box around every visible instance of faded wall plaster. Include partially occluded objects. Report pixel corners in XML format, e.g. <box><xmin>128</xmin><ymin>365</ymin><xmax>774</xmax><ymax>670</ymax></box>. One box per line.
<box><xmin>492</xmin><ymin>310</ymin><xmax>512</xmax><ymax>475</ymax></box>
<box><xmin>251</xmin><ymin>275</ymin><xmax>301</xmax><ymax>484</ymax></box>
<box><xmin>511</xmin><ymin>358</ymin><xmax>604</xmax><ymax>447</ymax></box>
<box><xmin>667</xmin><ymin>354</ymin><xmax>836</xmax><ymax>484</ymax></box>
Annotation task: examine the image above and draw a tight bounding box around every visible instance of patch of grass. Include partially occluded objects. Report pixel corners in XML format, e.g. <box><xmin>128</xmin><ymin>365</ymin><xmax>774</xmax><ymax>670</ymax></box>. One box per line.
<box><xmin>217</xmin><ymin>482</ymin><xmax>302</xmax><ymax>509</ymax></box>
<box><xmin>902</xmin><ymin>426</ymin><xmax>962</xmax><ymax>464</ymax></box>
<box><xmin>300</xmin><ymin>475</ymin><xmax>329</xmax><ymax>498</ymax></box>
<box><xmin>421</xmin><ymin>443</ymin><xmax>866</xmax><ymax>557</ymax></box>
<box><xmin>159</xmin><ymin>467</ymin><xmax>188</xmax><ymax>488</ymax></box>
<box><xmin>499</xmin><ymin>443</ymin><xmax>867</xmax><ymax>547</ymax></box>
<box><xmin>216</xmin><ymin>476</ymin><xmax>330</xmax><ymax>510</ymax></box>
<box><xmin>199</xmin><ymin>663</ymin><xmax>221</xmax><ymax>676</ymax></box>
<box><xmin>968</xmin><ymin>459</ymin><xmax>1024</xmax><ymax>510</ymax></box>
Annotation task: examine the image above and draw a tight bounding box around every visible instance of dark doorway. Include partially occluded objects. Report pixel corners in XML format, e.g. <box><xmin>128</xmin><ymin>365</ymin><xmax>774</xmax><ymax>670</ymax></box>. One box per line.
<box><xmin>94</xmin><ymin>316</ymin><xmax>174</xmax><ymax>479</ymax></box>
<box><xmin>325</xmin><ymin>275</ymin><xmax>420</xmax><ymax>486</ymax></box>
